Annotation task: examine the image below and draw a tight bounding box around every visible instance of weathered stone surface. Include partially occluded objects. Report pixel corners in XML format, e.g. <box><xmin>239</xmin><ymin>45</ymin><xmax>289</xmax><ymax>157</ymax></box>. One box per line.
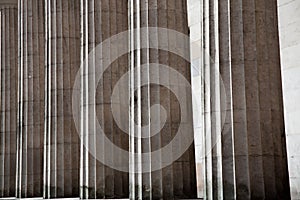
<box><xmin>188</xmin><ymin>0</ymin><xmax>290</xmax><ymax>199</ymax></box>
<box><xmin>44</xmin><ymin>0</ymin><xmax>81</xmax><ymax>198</ymax></box>
<box><xmin>16</xmin><ymin>0</ymin><xmax>45</xmax><ymax>197</ymax></box>
<box><xmin>0</xmin><ymin>2</ymin><xmax>17</xmax><ymax>197</ymax></box>
<box><xmin>80</xmin><ymin>0</ymin><xmax>129</xmax><ymax>199</ymax></box>
<box><xmin>129</xmin><ymin>0</ymin><xmax>197</xmax><ymax>199</ymax></box>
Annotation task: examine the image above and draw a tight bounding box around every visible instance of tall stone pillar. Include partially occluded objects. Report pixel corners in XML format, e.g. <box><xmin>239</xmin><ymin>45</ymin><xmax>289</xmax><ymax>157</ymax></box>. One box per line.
<box><xmin>44</xmin><ymin>0</ymin><xmax>81</xmax><ymax>198</ymax></box>
<box><xmin>187</xmin><ymin>0</ymin><xmax>206</xmax><ymax>198</ymax></box>
<box><xmin>195</xmin><ymin>0</ymin><xmax>290</xmax><ymax>199</ymax></box>
<box><xmin>129</xmin><ymin>0</ymin><xmax>197</xmax><ymax>199</ymax></box>
<box><xmin>16</xmin><ymin>0</ymin><xmax>45</xmax><ymax>197</ymax></box>
<box><xmin>80</xmin><ymin>0</ymin><xmax>129</xmax><ymax>199</ymax></box>
<box><xmin>0</xmin><ymin>0</ymin><xmax>17</xmax><ymax>197</ymax></box>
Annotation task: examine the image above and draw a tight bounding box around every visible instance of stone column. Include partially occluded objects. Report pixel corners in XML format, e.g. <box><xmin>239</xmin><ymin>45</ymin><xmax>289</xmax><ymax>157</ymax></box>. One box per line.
<box><xmin>16</xmin><ymin>0</ymin><xmax>45</xmax><ymax>197</ymax></box>
<box><xmin>194</xmin><ymin>0</ymin><xmax>290</xmax><ymax>199</ymax></box>
<box><xmin>44</xmin><ymin>0</ymin><xmax>81</xmax><ymax>198</ymax></box>
<box><xmin>80</xmin><ymin>0</ymin><xmax>129</xmax><ymax>199</ymax></box>
<box><xmin>187</xmin><ymin>0</ymin><xmax>206</xmax><ymax>198</ymax></box>
<box><xmin>278</xmin><ymin>0</ymin><xmax>300</xmax><ymax>198</ymax></box>
<box><xmin>0</xmin><ymin>0</ymin><xmax>17</xmax><ymax>197</ymax></box>
<box><xmin>129</xmin><ymin>0</ymin><xmax>197</xmax><ymax>199</ymax></box>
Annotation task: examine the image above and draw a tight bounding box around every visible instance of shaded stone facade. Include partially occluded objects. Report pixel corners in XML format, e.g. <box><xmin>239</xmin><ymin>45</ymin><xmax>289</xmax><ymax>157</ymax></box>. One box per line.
<box><xmin>0</xmin><ymin>0</ymin><xmax>297</xmax><ymax>199</ymax></box>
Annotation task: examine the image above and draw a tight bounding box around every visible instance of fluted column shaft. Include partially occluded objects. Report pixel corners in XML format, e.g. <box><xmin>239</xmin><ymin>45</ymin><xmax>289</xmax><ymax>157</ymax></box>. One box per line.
<box><xmin>0</xmin><ymin>0</ymin><xmax>17</xmax><ymax>197</ymax></box>
<box><xmin>188</xmin><ymin>0</ymin><xmax>207</xmax><ymax>198</ymax></box>
<box><xmin>16</xmin><ymin>0</ymin><xmax>45</xmax><ymax>197</ymax></box>
<box><xmin>44</xmin><ymin>0</ymin><xmax>81</xmax><ymax>198</ymax></box>
<box><xmin>129</xmin><ymin>0</ymin><xmax>197</xmax><ymax>199</ymax></box>
<box><xmin>80</xmin><ymin>0</ymin><xmax>129</xmax><ymax>199</ymax></box>
<box><xmin>194</xmin><ymin>0</ymin><xmax>290</xmax><ymax>199</ymax></box>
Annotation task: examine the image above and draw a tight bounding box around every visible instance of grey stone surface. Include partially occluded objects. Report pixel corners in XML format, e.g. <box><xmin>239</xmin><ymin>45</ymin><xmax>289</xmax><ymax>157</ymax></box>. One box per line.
<box><xmin>80</xmin><ymin>0</ymin><xmax>129</xmax><ymax>199</ymax></box>
<box><xmin>0</xmin><ymin>0</ymin><xmax>17</xmax><ymax>5</ymax></box>
<box><xmin>0</xmin><ymin>0</ymin><xmax>296</xmax><ymax>199</ymax></box>
<box><xmin>16</xmin><ymin>0</ymin><xmax>45</xmax><ymax>198</ymax></box>
<box><xmin>128</xmin><ymin>0</ymin><xmax>197</xmax><ymax>199</ymax></box>
<box><xmin>188</xmin><ymin>0</ymin><xmax>290</xmax><ymax>199</ymax></box>
<box><xmin>44</xmin><ymin>0</ymin><xmax>80</xmax><ymax>198</ymax></box>
<box><xmin>278</xmin><ymin>0</ymin><xmax>300</xmax><ymax>199</ymax></box>
<box><xmin>0</xmin><ymin>3</ymin><xmax>17</xmax><ymax>198</ymax></box>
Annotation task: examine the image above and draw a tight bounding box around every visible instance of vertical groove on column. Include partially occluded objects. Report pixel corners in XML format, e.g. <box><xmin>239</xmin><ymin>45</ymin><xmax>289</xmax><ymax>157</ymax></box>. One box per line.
<box><xmin>229</xmin><ymin>0</ymin><xmax>251</xmax><ymax>199</ymax></box>
<box><xmin>139</xmin><ymin>0</ymin><xmax>152</xmax><ymax>198</ymax></box>
<box><xmin>17</xmin><ymin>0</ymin><xmax>45</xmax><ymax>197</ymax></box>
<box><xmin>80</xmin><ymin>0</ymin><xmax>86</xmax><ymax>197</ymax></box>
<box><xmin>45</xmin><ymin>0</ymin><xmax>80</xmax><ymax>198</ymax></box>
<box><xmin>134</xmin><ymin>0</ymin><xmax>151</xmax><ymax>198</ymax></box>
<box><xmin>208</xmin><ymin>0</ymin><xmax>223</xmax><ymax>199</ymax></box>
<box><xmin>218</xmin><ymin>0</ymin><xmax>236</xmax><ymax>198</ymax></box>
<box><xmin>203</xmin><ymin>0</ymin><xmax>226</xmax><ymax>198</ymax></box>
<box><xmin>242</xmin><ymin>0</ymin><xmax>265</xmax><ymax>198</ymax></box>
<box><xmin>131</xmin><ymin>0</ymin><xmax>142</xmax><ymax>198</ymax></box>
<box><xmin>104</xmin><ymin>0</ymin><xmax>115</xmax><ymax>197</ymax></box>
<box><xmin>202</xmin><ymin>0</ymin><xmax>211</xmax><ymax>198</ymax></box>
<box><xmin>80</xmin><ymin>0</ymin><xmax>129</xmax><ymax>198</ymax></box>
<box><xmin>0</xmin><ymin>4</ymin><xmax>17</xmax><ymax>198</ymax></box>
<box><xmin>148</xmin><ymin>0</ymin><xmax>163</xmax><ymax>198</ymax></box>
<box><xmin>120</xmin><ymin>0</ymin><xmax>130</xmax><ymax>196</ymax></box>
<box><xmin>80</xmin><ymin>0</ymin><xmax>96</xmax><ymax>198</ymax></box>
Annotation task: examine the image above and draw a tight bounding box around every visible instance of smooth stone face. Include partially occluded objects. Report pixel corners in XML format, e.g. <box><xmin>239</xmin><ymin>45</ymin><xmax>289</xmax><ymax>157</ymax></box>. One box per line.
<box><xmin>278</xmin><ymin>0</ymin><xmax>300</xmax><ymax>198</ymax></box>
<box><xmin>0</xmin><ymin>4</ymin><xmax>18</xmax><ymax>198</ymax></box>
